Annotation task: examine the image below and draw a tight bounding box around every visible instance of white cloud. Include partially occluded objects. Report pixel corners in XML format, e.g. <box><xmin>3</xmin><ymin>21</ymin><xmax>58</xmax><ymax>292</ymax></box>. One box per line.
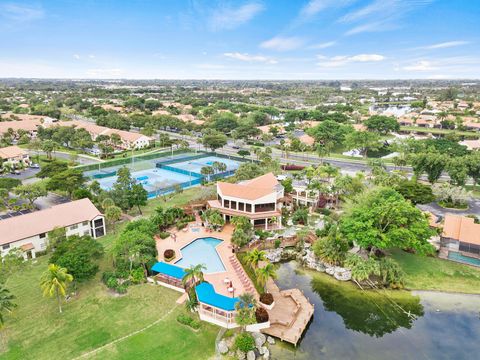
<box><xmin>424</xmin><ymin>40</ymin><xmax>470</xmax><ymax>49</ymax></box>
<box><xmin>341</xmin><ymin>0</ymin><xmax>434</xmax><ymax>35</ymax></box>
<box><xmin>260</xmin><ymin>36</ymin><xmax>305</xmax><ymax>51</ymax></box>
<box><xmin>224</xmin><ymin>52</ymin><xmax>277</xmax><ymax>64</ymax></box>
<box><xmin>402</xmin><ymin>60</ymin><xmax>436</xmax><ymax>71</ymax></box>
<box><xmin>317</xmin><ymin>53</ymin><xmax>385</xmax><ymax>67</ymax></box>
<box><xmin>300</xmin><ymin>0</ymin><xmax>355</xmax><ymax>18</ymax></box>
<box><xmin>73</xmin><ymin>54</ymin><xmax>80</xmax><ymax>60</ymax></box>
<box><xmin>88</xmin><ymin>54</ymin><xmax>96</xmax><ymax>59</ymax></box>
<box><xmin>0</xmin><ymin>3</ymin><xmax>44</xmax><ymax>22</ymax></box>
<box><xmin>308</xmin><ymin>41</ymin><xmax>336</xmax><ymax>49</ymax></box>
<box><xmin>209</xmin><ymin>2</ymin><xmax>264</xmax><ymax>31</ymax></box>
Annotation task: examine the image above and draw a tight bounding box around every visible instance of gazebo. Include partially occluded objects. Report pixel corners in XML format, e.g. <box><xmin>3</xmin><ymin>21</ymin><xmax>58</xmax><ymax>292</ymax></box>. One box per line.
<box><xmin>151</xmin><ymin>262</ymin><xmax>192</xmax><ymax>292</ymax></box>
<box><xmin>195</xmin><ymin>282</ymin><xmax>240</xmax><ymax>328</ymax></box>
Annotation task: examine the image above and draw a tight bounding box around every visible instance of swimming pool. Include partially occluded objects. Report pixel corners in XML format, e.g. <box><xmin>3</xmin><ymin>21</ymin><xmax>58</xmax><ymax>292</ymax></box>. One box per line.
<box><xmin>448</xmin><ymin>252</ymin><xmax>480</xmax><ymax>267</ymax></box>
<box><xmin>175</xmin><ymin>237</ymin><xmax>226</xmax><ymax>273</ymax></box>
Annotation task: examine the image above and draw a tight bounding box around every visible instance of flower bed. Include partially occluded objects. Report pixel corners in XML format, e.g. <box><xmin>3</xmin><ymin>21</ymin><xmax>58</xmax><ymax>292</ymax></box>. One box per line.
<box><xmin>164</xmin><ymin>249</ymin><xmax>175</xmax><ymax>262</ymax></box>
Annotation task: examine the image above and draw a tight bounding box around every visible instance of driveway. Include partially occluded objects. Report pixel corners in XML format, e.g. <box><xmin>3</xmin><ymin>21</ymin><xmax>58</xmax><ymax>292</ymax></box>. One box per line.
<box><xmin>0</xmin><ymin>167</ymin><xmax>40</xmax><ymax>180</ymax></box>
<box><xmin>418</xmin><ymin>198</ymin><xmax>480</xmax><ymax>219</ymax></box>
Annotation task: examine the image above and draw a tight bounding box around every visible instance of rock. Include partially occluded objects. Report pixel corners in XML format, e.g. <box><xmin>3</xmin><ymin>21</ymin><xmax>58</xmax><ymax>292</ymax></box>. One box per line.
<box><xmin>263</xmin><ymin>348</ymin><xmax>270</xmax><ymax>359</ymax></box>
<box><xmin>251</xmin><ymin>332</ymin><xmax>266</xmax><ymax>348</ymax></box>
<box><xmin>236</xmin><ymin>349</ymin><xmax>246</xmax><ymax>360</ymax></box>
<box><xmin>218</xmin><ymin>340</ymin><xmax>229</xmax><ymax>355</ymax></box>
<box><xmin>247</xmin><ymin>350</ymin><xmax>256</xmax><ymax>360</ymax></box>
<box><xmin>267</xmin><ymin>336</ymin><xmax>275</xmax><ymax>345</ymax></box>
<box><xmin>259</xmin><ymin>346</ymin><xmax>268</xmax><ymax>355</ymax></box>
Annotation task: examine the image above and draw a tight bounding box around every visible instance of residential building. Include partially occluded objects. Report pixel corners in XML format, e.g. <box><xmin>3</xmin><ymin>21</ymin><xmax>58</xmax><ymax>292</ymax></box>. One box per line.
<box><xmin>0</xmin><ymin>145</ymin><xmax>30</xmax><ymax>167</ymax></box>
<box><xmin>0</xmin><ymin>198</ymin><xmax>105</xmax><ymax>259</ymax></box>
<box><xmin>207</xmin><ymin>172</ymin><xmax>283</xmax><ymax>229</ymax></box>
<box><xmin>441</xmin><ymin>215</ymin><xmax>480</xmax><ymax>258</ymax></box>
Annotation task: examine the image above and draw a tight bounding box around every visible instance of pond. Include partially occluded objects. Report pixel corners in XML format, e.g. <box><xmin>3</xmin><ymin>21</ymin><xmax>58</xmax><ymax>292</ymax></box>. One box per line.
<box><xmin>270</xmin><ymin>261</ymin><xmax>480</xmax><ymax>360</ymax></box>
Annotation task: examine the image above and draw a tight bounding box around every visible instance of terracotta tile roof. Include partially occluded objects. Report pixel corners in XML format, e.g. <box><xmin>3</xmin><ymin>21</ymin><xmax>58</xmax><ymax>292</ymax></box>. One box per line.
<box><xmin>442</xmin><ymin>215</ymin><xmax>480</xmax><ymax>246</ymax></box>
<box><xmin>0</xmin><ymin>145</ymin><xmax>28</xmax><ymax>159</ymax></box>
<box><xmin>0</xmin><ymin>198</ymin><xmax>103</xmax><ymax>245</ymax></box>
<box><xmin>0</xmin><ymin>119</ymin><xmax>42</xmax><ymax>134</ymax></box>
<box><xmin>217</xmin><ymin>173</ymin><xmax>279</xmax><ymax>200</ymax></box>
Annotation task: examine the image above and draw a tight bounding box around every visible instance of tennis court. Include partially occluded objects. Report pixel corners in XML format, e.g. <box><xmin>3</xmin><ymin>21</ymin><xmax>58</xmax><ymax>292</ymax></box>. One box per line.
<box><xmin>171</xmin><ymin>156</ymin><xmax>240</xmax><ymax>174</ymax></box>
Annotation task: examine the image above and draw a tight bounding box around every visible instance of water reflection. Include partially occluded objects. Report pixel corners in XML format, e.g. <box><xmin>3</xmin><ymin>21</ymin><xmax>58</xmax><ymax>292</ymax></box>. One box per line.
<box><xmin>271</xmin><ymin>261</ymin><xmax>480</xmax><ymax>360</ymax></box>
<box><xmin>311</xmin><ymin>275</ymin><xmax>424</xmax><ymax>337</ymax></box>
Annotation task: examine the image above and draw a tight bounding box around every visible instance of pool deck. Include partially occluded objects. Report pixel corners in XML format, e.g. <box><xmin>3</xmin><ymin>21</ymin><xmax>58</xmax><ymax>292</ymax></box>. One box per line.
<box><xmin>156</xmin><ymin>224</ymin><xmax>258</xmax><ymax>298</ymax></box>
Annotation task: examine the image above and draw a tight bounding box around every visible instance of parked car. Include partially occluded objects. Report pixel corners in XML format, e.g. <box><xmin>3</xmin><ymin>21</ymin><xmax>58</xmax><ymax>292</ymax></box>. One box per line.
<box><xmin>30</xmin><ymin>163</ymin><xmax>40</xmax><ymax>169</ymax></box>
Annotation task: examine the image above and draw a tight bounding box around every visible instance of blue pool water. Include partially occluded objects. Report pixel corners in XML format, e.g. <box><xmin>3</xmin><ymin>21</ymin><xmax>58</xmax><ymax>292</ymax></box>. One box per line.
<box><xmin>448</xmin><ymin>251</ymin><xmax>480</xmax><ymax>266</ymax></box>
<box><xmin>175</xmin><ymin>237</ymin><xmax>226</xmax><ymax>273</ymax></box>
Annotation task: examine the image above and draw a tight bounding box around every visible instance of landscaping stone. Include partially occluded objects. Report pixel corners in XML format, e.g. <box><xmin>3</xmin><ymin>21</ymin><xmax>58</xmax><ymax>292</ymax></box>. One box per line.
<box><xmin>218</xmin><ymin>340</ymin><xmax>229</xmax><ymax>355</ymax></box>
<box><xmin>258</xmin><ymin>346</ymin><xmax>268</xmax><ymax>355</ymax></box>
<box><xmin>247</xmin><ymin>350</ymin><xmax>256</xmax><ymax>360</ymax></box>
<box><xmin>251</xmin><ymin>332</ymin><xmax>266</xmax><ymax>348</ymax></box>
<box><xmin>265</xmin><ymin>248</ymin><xmax>282</xmax><ymax>263</ymax></box>
<box><xmin>236</xmin><ymin>349</ymin><xmax>246</xmax><ymax>360</ymax></box>
<box><xmin>267</xmin><ymin>336</ymin><xmax>275</xmax><ymax>345</ymax></box>
<box><xmin>263</xmin><ymin>348</ymin><xmax>270</xmax><ymax>359</ymax></box>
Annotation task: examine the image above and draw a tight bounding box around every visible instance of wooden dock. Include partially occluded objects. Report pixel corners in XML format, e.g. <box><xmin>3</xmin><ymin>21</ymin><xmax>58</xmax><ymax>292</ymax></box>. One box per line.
<box><xmin>261</xmin><ymin>278</ymin><xmax>314</xmax><ymax>346</ymax></box>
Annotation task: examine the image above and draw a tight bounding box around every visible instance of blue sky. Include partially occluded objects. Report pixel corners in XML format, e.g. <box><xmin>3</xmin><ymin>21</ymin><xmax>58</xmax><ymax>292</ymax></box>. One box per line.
<box><xmin>1</xmin><ymin>0</ymin><xmax>479</xmax><ymax>79</ymax></box>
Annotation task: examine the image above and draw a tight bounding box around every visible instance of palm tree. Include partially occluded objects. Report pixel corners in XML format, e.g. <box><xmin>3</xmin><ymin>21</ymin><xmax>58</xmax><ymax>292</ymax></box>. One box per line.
<box><xmin>234</xmin><ymin>293</ymin><xmax>256</xmax><ymax>330</ymax></box>
<box><xmin>40</xmin><ymin>264</ymin><xmax>73</xmax><ymax>313</ymax></box>
<box><xmin>245</xmin><ymin>249</ymin><xmax>266</xmax><ymax>270</ymax></box>
<box><xmin>0</xmin><ymin>284</ymin><xmax>16</xmax><ymax>327</ymax></box>
<box><xmin>182</xmin><ymin>264</ymin><xmax>207</xmax><ymax>288</ymax></box>
<box><xmin>255</xmin><ymin>263</ymin><xmax>277</xmax><ymax>292</ymax></box>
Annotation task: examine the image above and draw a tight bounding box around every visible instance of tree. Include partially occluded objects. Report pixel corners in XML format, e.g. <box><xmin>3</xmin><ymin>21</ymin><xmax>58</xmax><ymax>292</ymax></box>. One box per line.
<box><xmin>395</xmin><ymin>180</ymin><xmax>434</xmax><ymax>205</ymax></box>
<box><xmin>466</xmin><ymin>152</ymin><xmax>480</xmax><ymax>188</ymax></box>
<box><xmin>340</xmin><ymin>188</ymin><xmax>435</xmax><ymax>254</ymax></box>
<box><xmin>110</xmin><ymin>167</ymin><xmax>134</xmax><ymax>211</ymax></box>
<box><xmin>182</xmin><ymin>264</ymin><xmax>207</xmax><ymax>288</ymax></box>
<box><xmin>200</xmin><ymin>166</ymin><xmax>214</xmax><ymax>182</ymax></box>
<box><xmin>345</xmin><ymin>131</ymin><xmax>381</xmax><ymax>158</ymax></box>
<box><xmin>255</xmin><ymin>263</ymin><xmax>277</xmax><ymax>292</ymax></box>
<box><xmin>313</xmin><ymin>226</ymin><xmax>350</xmax><ymax>265</ymax></box>
<box><xmin>0</xmin><ymin>284</ymin><xmax>16</xmax><ymax>327</ymax></box>
<box><xmin>446</xmin><ymin>157</ymin><xmax>468</xmax><ymax>186</ymax></box>
<box><xmin>307</xmin><ymin>120</ymin><xmax>351</xmax><ymax>154</ymax></box>
<box><xmin>41</xmin><ymin>140</ymin><xmax>57</xmax><ymax>160</ymax></box>
<box><xmin>234</xmin><ymin>293</ymin><xmax>256</xmax><ymax>330</ymax></box>
<box><xmin>50</xmin><ymin>235</ymin><xmax>104</xmax><ymax>283</ymax></box>
<box><xmin>245</xmin><ymin>249</ymin><xmax>266</xmax><ymax>270</ymax></box>
<box><xmin>47</xmin><ymin>168</ymin><xmax>86</xmax><ymax>198</ymax></box>
<box><xmin>411</xmin><ymin>153</ymin><xmax>448</xmax><ymax>184</ymax></box>
<box><xmin>210</xmin><ymin>112</ymin><xmax>238</xmax><ymax>133</ymax></box>
<box><xmin>364</xmin><ymin>115</ymin><xmax>400</xmax><ymax>134</ymax></box>
<box><xmin>432</xmin><ymin>182</ymin><xmax>470</xmax><ymax>207</ymax></box>
<box><xmin>13</xmin><ymin>182</ymin><xmax>47</xmax><ymax>209</ymax></box>
<box><xmin>130</xmin><ymin>183</ymin><xmax>148</xmax><ymax>214</ymax></box>
<box><xmin>237</xmin><ymin>150</ymin><xmax>250</xmax><ymax>158</ymax></box>
<box><xmin>201</xmin><ymin>131</ymin><xmax>228</xmax><ymax>152</ymax></box>
<box><xmin>105</xmin><ymin>205</ymin><xmax>122</xmax><ymax>232</ymax></box>
<box><xmin>112</xmin><ymin>229</ymin><xmax>157</xmax><ymax>271</ymax></box>
<box><xmin>36</xmin><ymin>160</ymin><xmax>68</xmax><ymax>178</ymax></box>
<box><xmin>40</xmin><ymin>264</ymin><xmax>73</xmax><ymax>313</ymax></box>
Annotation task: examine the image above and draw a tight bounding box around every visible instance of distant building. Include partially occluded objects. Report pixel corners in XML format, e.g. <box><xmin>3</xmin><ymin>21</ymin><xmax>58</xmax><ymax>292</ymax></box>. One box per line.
<box><xmin>441</xmin><ymin>215</ymin><xmax>480</xmax><ymax>258</ymax></box>
<box><xmin>0</xmin><ymin>198</ymin><xmax>105</xmax><ymax>259</ymax></box>
<box><xmin>207</xmin><ymin>173</ymin><xmax>284</xmax><ymax>230</ymax></box>
<box><xmin>0</xmin><ymin>145</ymin><xmax>30</xmax><ymax>167</ymax></box>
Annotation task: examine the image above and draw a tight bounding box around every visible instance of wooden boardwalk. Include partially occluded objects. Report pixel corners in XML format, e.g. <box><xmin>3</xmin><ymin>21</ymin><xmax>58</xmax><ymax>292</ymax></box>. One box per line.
<box><xmin>261</xmin><ymin>278</ymin><xmax>314</xmax><ymax>346</ymax></box>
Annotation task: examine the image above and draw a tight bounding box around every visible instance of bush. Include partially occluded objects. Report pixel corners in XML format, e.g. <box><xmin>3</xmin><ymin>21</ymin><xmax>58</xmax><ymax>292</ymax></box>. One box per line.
<box><xmin>164</xmin><ymin>249</ymin><xmax>175</xmax><ymax>261</ymax></box>
<box><xmin>234</xmin><ymin>332</ymin><xmax>255</xmax><ymax>352</ymax></box>
<box><xmin>176</xmin><ymin>314</ymin><xmax>201</xmax><ymax>330</ymax></box>
<box><xmin>274</xmin><ymin>239</ymin><xmax>281</xmax><ymax>249</ymax></box>
<box><xmin>129</xmin><ymin>267</ymin><xmax>145</xmax><ymax>284</ymax></box>
<box><xmin>159</xmin><ymin>231</ymin><xmax>170</xmax><ymax>239</ymax></box>
<box><xmin>255</xmin><ymin>307</ymin><xmax>269</xmax><ymax>323</ymax></box>
<box><xmin>176</xmin><ymin>221</ymin><xmax>188</xmax><ymax>230</ymax></box>
<box><xmin>0</xmin><ymin>177</ymin><xmax>21</xmax><ymax>190</ymax></box>
<box><xmin>259</xmin><ymin>293</ymin><xmax>274</xmax><ymax>305</ymax></box>
<box><xmin>318</xmin><ymin>208</ymin><xmax>331</xmax><ymax>216</ymax></box>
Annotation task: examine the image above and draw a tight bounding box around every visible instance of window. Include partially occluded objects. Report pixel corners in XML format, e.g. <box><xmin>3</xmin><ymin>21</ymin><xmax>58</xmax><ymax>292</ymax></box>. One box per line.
<box><xmin>246</xmin><ymin>203</ymin><xmax>252</xmax><ymax>212</ymax></box>
<box><xmin>238</xmin><ymin>202</ymin><xmax>244</xmax><ymax>211</ymax></box>
<box><xmin>39</xmin><ymin>233</ymin><xmax>46</xmax><ymax>239</ymax></box>
<box><xmin>2</xmin><ymin>244</ymin><xmax>10</xmax><ymax>250</ymax></box>
<box><xmin>40</xmin><ymin>242</ymin><xmax>47</xmax><ymax>249</ymax></box>
<box><xmin>231</xmin><ymin>201</ymin><xmax>237</xmax><ymax>210</ymax></box>
<box><xmin>224</xmin><ymin>200</ymin><xmax>230</xmax><ymax>208</ymax></box>
<box><xmin>70</xmin><ymin>224</ymin><xmax>78</xmax><ymax>230</ymax></box>
<box><xmin>82</xmin><ymin>221</ymin><xmax>89</xmax><ymax>226</ymax></box>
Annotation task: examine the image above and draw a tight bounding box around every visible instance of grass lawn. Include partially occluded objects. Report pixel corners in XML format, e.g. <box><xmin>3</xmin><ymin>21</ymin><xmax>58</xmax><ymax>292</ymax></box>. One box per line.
<box><xmin>138</xmin><ymin>187</ymin><xmax>201</xmax><ymax>217</ymax></box>
<box><xmin>1</xmin><ymin>239</ymin><xmax>218</xmax><ymax>360</ymax></box>
<box><xmin>390</xmin><ymin>249</ymin><xmax>480</xmax><ymax>294</ymax></box>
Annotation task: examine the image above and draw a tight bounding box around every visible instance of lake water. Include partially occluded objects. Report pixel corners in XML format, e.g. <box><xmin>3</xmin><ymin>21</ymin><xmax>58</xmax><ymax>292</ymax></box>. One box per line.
<box><xmin>270</xmin><ymin>261</ymin><xmax>480</xmax><ymax>360</ymax></box>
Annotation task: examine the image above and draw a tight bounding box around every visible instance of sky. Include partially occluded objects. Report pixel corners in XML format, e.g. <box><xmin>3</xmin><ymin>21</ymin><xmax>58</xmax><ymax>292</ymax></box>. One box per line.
<box><xmin>0</xmin><ymin>0</ymin><xmax>479</xmax><ymax>80</ymax></box>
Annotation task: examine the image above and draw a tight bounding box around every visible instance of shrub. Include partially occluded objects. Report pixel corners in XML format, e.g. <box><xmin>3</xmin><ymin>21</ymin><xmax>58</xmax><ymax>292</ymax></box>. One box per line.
<box><xmin>0</xmin><ymin>177</ymin><xmax>21</xmax><ymax>190</ymax></box>
<box><xmin>318</xmin><ymin>208</ymin><xmax>331</xmax><ymax>216</ymax></box>
<box><xmin>274</xmin><ymin>239</ymin><xmax>281</xmax><ymax>249</ymax></box>
<box><xmin>159</xmin><ymin>231</ymin><xmax>170</xmax><ymax>239</ymax></box>
<box><xmin>129</xmin><ymin>267</ymin><xmax>145</xmax><ymax>284</ymax></box>
<box><xmin>176</xmin><ymin>221</ymin><xmax>188</xmax><ymax>230</ymax></box>
<box><xmin>177</xmin><ymin>314</ymin><xmax>201</xmax><ymax>330</ymax></box>
<box><xmin>255</xmin><ymin>307</ymin><xmax>269</xmax><ymax>323</ymax></box>
<box><xmin>259</xmin><ymin>293</ymin><xmax>274</xmax><ymax>305</ymax></box>
<box><xmin>164</xmin><ymin>249</ymin><xmax>175</xmax><ymax>261</ymax></box>
<box><xmin>235</xmin><ymin>332</ymin><xmax>255</xmax><ymax>352</ymax></box>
